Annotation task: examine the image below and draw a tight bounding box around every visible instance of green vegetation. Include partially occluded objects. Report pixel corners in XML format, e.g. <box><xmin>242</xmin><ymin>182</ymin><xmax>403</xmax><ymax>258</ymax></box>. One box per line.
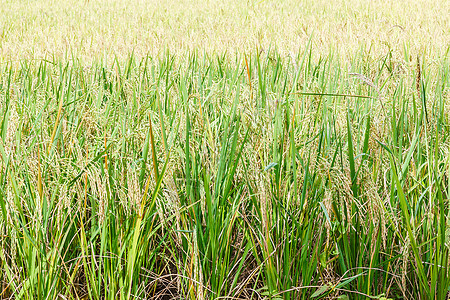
<box><xmin>1</xmin><ymin>0</ymin><xmax>449</xmax><ymax>298</ymax></box>
<box><xmin>0</xmin><ymin>45</ymin><xmax>449</xmax><ymax>299</ymax></box>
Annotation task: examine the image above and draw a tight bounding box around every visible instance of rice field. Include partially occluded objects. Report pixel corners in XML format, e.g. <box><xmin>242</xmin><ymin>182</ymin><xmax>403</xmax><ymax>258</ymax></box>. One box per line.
<box><xmin>0</xmin><ymin>1</ymin><xmax>450</xmax><ymax>299</ymax></box>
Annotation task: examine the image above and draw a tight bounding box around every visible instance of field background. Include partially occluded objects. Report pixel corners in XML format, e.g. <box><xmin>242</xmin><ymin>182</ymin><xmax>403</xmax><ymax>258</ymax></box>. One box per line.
<box><xmin>0</xmin><ymin>0</ymin><xmax>449</xmax><ymax>60</ymax></box>
<box><xmin>1</xmin><ymin>1</ymin><xmax>450</xmax><ymax>300</ymax></box>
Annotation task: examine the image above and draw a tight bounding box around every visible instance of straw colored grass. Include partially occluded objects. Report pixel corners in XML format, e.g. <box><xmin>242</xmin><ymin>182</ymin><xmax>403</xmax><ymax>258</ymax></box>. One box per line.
<box><xmin>0</xmin><ymin>0</ymin><xmax>448</xmax><ymax>61</ymax></box>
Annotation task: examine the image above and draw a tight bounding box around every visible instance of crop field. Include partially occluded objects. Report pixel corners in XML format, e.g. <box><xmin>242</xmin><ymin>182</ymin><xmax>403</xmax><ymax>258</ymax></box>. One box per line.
<box><xmin>0</xmin><ymin>0</ymin><xmax>449</xmax><ymax>299</ymax></box>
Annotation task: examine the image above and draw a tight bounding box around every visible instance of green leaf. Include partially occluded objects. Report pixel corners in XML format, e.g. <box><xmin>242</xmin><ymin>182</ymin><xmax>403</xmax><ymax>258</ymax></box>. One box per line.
<box><xmin>311</xmin><ymin>285</ymin><xmax>330</xmax><ymax>298</ymax></box>
<box><xmin>264</xmin><ymin>162</ymin><xmax>278</xmax><ymax>171</ymax></box>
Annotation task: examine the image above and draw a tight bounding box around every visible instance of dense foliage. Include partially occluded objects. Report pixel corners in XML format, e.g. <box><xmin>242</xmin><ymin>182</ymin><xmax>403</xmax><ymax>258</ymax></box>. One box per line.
<box><xmin>0</xmin><ymin>48</ymin><xmax>449</xmax><ymax>299</ymax></box>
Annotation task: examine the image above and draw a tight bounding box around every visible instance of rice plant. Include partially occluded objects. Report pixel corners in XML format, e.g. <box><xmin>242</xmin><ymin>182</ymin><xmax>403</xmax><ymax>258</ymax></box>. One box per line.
<box><xmin>0</xmin><ymin>45</ymin><xmax>449</xmax><ymax>299</ymax></box>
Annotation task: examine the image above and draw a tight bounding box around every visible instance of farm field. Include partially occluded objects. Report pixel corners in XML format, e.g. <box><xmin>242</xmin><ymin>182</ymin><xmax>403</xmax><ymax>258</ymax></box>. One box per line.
<box><xmin>0</xmin><ymin>0</ymin><xmax>450</xmax><ymax>299</ymax></box>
